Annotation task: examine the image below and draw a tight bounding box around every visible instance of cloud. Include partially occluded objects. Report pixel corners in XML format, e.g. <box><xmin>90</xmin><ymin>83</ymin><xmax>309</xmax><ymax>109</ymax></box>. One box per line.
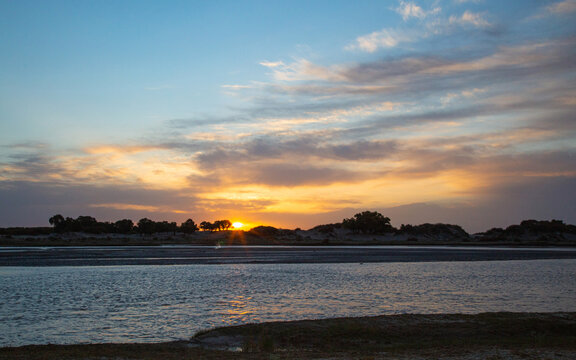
<box><xmin>1</xmin><ymin>140</ymin><xmax>202</xmax><ymax>193</ymax></box>
<box><xmin>83</xmin><ymin>145</ymin><xmax>159</xmax><ymax>155</ymax></box>
<box><xmin>346</xmin><ymin>1</ymin><xmax>504</xmax><ymax>53</ymax></box>
<box><xmin>326</xmin><ymin>140</ymin><xmax>398</xmax><ymax>160</ymax></box>
<box><xmin>397</xmin><ymin>145</ymin><xmax>576</xmax><ymax>180</ymax></box>
<box><xmin>259</xmin><ymin>60</ymin><xmax>285</xmax><ymax>68</ymax></box>
<box><xmin>193</xmin><ymin>136</ymin><xmax>399</xmax><ymax>175</ymax></box>
<box><xmin>221</xmin><ymin>84</ymin><xmax>253</xmax><ymax>90</ymax></box>
<box><xmin>425</xmin><ymin>39</ymin><xmax>576</xmax><ymax>76</ymax></box>
<box><xmin>1</xmin><ymin>141</ymin><xmax>48</xmax><ymax>151</ymax></box>
<box><xmin>449</xmin><ymin>10</ymin><xmax>492</xmax><ymax>28</ymax></box>
<box><xmin>547</xmin><ymin>0</ymin><xmax>576</xmax><ymax>15</ymax></box>
<box><xmin>167</xmin><ymin>114</ymin><xmax>253</xmax><ymax>128</ymax></box>
<box><xmin>260</xmin><ymin>59</ymin><xmax>347</xmax><ymax>82</ymax></box>
<box><xmin>217</xmin><ymin>35</ymin><xmax>573</xmax><ymax>136</ymax></box>
<box><xmin>247</xmin><ymin>163</ymin><xmax>360</xmax><ymax>187</ymax></box>
<box><xmin>0</xmin><ymin>180</ymin><xmax>202</xmax><ymax>227</ymax></box>
<box><xmin>454</xmin><ymin>0</ymin><xmax>483</xmax><ymax>4</ymax></box>
<box><xmin>394</xmin><ymin>1</ymin><xmax>428</xmax><ymax>20</ymax></box>
<box><xmin>261</xmin><ymin>37</ymin><xmax>576</xmax><ymax>108</ymax></box>
<box><xmin>441</xmin><ymin>88</ymin><xmax>485</xmax><ymax>105</ymax></box>
<box><xmin>346</xmin><ymin>28</ymin><xmax>418</xmax><ymax>52</ymax></box>
<box><xmin>184</xmin><ymin>98</ymin><xmax>575</xmax><ymax>194</ymax></box>
<box><xmin>89</xmin><ymin>203</ymin><xmax>168</xmax><ymax>212</ymax></box>
<box><xmin>339</xmin><ymin>56</ymin><xmax>448</xmax><ymax>83</ymax></box>
<box><xmin>0</xmin><ymin>151</ymin><xmax>68</xmax><ymax>183</ymax></box>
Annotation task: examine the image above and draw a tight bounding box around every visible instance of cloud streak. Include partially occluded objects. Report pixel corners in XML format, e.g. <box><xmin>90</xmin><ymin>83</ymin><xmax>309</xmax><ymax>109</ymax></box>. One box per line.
<box><xmin>346</xmin><ymin>0</ymin><xmax>501</xmax><ymax>53</ymax></box>
<box><xmin>395</xmin><ymin>1</ymin><xmax>437</xmax><ymax>20</ymax></box>
<box><xmin>448</xmin><ymin>11</ymin><xmax>492</xmax><ymax>28</ymax></box>
<box><xmin>547</xmin><ymin>0</ymin><xmax>576</xmax><ymax>15</ymax></box>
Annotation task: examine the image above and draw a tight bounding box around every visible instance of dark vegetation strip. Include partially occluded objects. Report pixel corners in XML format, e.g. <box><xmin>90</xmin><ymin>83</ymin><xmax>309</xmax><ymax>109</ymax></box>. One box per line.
<box><xmin>1</xmin><ymin>211</ymin><xmax>575</xmax><ymax>246</ymax></box>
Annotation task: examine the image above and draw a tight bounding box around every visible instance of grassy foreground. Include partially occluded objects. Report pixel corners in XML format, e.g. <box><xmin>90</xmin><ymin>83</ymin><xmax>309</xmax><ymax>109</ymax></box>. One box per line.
<box><xmin>1</xmin><ymin>312</ymin><xmax>575</xmax><ymax>359</ymax></box>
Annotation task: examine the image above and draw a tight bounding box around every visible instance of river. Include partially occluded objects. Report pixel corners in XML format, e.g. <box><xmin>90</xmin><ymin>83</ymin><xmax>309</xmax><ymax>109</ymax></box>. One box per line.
<box><xmin>1</xmin><ymin>246</ymin><xmax>575</xmax><ymax>346</ymax></box>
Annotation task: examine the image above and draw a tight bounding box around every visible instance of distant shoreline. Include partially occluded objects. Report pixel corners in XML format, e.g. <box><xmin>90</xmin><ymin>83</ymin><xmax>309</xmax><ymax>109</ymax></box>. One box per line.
<box><xmin>3</xmin><ymin>217</ymin><xmax>576</xmax><ymax>249</ymax></box>
<box><xmin>2</xmin><ymin>230</ymin><xmax>576</xmax><ymax>248</ymax></box>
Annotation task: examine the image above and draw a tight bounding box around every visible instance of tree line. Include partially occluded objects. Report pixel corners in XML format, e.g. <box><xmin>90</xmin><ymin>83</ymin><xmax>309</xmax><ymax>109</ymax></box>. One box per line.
<box><xmin>314</xmin><ymin>211</ymin><xmax>575</xmax><ymax>240</ymax></box>
<box><xmin>43</xmin><ymin>211</ymin><xmax>397</xmax><ymax>236</ymax></box>
<box><xmin>1</xmin><ymin>211</ymin><xmax>573</xmax><ymax>239</ymax></box>
<box><xmin>47</xmin><ymin>214</ymin><xmax>233</xmax><ymax>235</ymax></box>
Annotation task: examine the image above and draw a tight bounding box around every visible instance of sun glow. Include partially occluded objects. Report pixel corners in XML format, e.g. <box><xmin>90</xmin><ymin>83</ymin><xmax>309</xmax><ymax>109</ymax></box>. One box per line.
<box><xmin>232</xmin><ymin>222</ymin><xmax>244</xmax><ymax>229</ymax></box>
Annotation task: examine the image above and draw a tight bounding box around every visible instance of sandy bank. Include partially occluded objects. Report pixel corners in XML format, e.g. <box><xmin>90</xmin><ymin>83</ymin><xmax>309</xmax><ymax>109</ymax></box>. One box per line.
<box><xmin>2</xmin><ymin>245</ymin><xmax>576</xmax><ymax>266</ymax></box>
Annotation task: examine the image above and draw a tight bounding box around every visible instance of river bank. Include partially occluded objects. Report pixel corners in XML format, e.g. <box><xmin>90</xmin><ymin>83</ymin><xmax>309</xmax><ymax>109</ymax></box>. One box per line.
<box><xmin>1</xmin><ymin>312</ymin><xmax>575</xmax><ymax>359</ymax></box>
<box><xmin>2</xmin><ymin>245</ymin><xmax>576</xmax><ymax>266</ymax></box>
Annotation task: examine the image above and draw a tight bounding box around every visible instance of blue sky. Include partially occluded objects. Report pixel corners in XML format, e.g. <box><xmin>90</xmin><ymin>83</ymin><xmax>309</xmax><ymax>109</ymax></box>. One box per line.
<box><xmin>1</xmin><ymin>0</ymin><xmax>575</xmax><ymax>231</ymax></box>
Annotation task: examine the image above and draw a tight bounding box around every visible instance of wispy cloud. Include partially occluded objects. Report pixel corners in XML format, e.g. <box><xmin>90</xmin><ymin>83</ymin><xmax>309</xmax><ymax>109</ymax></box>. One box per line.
<box><xmin>242</xmin><ymin>36</ymin><xmax>575</xmax><ymax>121</ymax></box>
<box><xmin>347</xmin><ymin>0</ymin><xmax>502</xmax><ymax>53</ymax></box>
<box><xmin>441</xmin><ymin>88</ymin><xmax>485</xmax><ymax>106</ymax></box>
<box><xmin>89</xmin><ymin>203</ymin><xmax>167</xmax><ymax>212</ymax></box>
<box><xmin>221</xmin><ymin>84</ymin><xmax>253</xmax><ymax>89</ymax></box>
<box><xmin>83</xmin><ymin>145</ymin><xmax>159</xmax><ymax>155</ymax></box>
<box><xmin>547</xmin><ymin>0</ymin><xmax>576</xmax><ymax>15</ymax></box>
<box><xmin>259</xmin><ymin>60</ymin><xmax>285</xmax><ymax>68</ymax></box>
<box><xmin>346</xmin><ymin>28</ymin><xmax>418</xmax><ymax>52</ymax></box>
<box><xmin>529</xmin><ymin>0</ymin><xmax>576</xmax><ymax>19</ymax></box>
<box><xmin>454</xmin><ymin>0</ymin><xmax>483</xmax><ymax>4</ymax></box>
<box><xmin>449</xmin><ymin>10</ymin><xmax>492</xmax><ymax>28</ymax></box>
<box><xmin>259</xmin><ymin>59</ymin><xmax>347</xmax><ymax>82</ymax></box>
<box><xmin>394</xmin><ymin>1</ymin><xmax>435</xmax><ymax>20</ymax></box>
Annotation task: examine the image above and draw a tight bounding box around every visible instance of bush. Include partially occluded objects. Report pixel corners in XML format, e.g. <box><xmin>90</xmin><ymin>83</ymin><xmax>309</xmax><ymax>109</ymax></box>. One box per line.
<box><xmin>342</xmin><ymin>211</ymin><xmax>393</xmax><ymax>234</ymax></box>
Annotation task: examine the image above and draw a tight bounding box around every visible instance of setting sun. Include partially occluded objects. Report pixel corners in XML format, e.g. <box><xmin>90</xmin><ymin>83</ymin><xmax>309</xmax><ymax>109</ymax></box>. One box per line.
<box><xmin>232</xmin><ymin>222</ymin><xmax>244</xmax><ymax>229</ymax></box>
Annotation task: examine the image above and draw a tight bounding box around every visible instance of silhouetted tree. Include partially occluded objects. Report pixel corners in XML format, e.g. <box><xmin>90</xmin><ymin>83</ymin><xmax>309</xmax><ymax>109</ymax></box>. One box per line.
<box><xmin>180</xmin><ymin>219</ymin><xmax>199</xmax><ymax>233</ymax></box>
<box><xmin>200</xmin><ymin>221</ymin><xmax>214</xmax><ymax>232</ymax></box>
<box><xmin>76</xmin><ymin>216</ymin><xmax>97</xmax><ymax>227</ymax></box>
<box><xmin>137</xmin><ymin>218</ymin><xmax>155</xmax><ymax>235</ymax></box>
<box><xmin>342</xmin><ymin>211</ymin><xmax>393</xmax><ymax>234</ymax></box>
<box><xmin>154</xmin><ymin>221</ymin><xmax>177</xmax><ymax>235</ymax></box>
<box><xmin>64</xmin><ymin>217</ymin><xmax>79</xmax><ymax>231</ymax></box>
<box><xmin>49</xmin><ymin>214</ymin><xmax>66</xmax><ymax>233</ymax></box>
<box><xmin>114</xmin><ymin>219</ymin><xmax>134</xmax><ymax>234</ymax></box>
<box><xmin>75</xmin><ymin>216</ymin><xmax>100</xmax><ymax>233</ymax></box>
<box><xmin>214</xmin><ymin>220</ymin><xmax>232</xmax><ymax>231</ymax></box>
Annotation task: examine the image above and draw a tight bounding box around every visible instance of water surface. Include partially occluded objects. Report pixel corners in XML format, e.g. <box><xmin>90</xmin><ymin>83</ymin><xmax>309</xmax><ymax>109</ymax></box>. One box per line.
<box><xmin>1</xmin><ymin>258</ymin><xmax>575</xmax><ymax>346</ymax></box>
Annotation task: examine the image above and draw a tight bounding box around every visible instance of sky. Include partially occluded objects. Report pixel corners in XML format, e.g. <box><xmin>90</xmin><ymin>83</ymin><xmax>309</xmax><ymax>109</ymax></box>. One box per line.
<box><xmin>1</xmin><ymin>0</ymin><xmax>575</xmax><ymax>232</ymax></box>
